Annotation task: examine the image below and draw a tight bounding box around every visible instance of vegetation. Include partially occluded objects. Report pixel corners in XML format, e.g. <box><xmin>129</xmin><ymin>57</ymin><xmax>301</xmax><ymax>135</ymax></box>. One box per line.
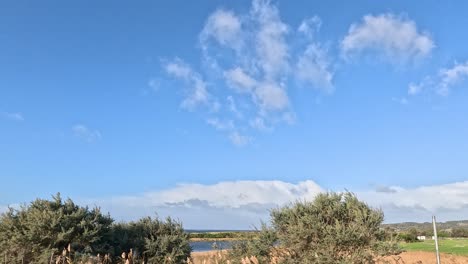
<box><xmin>400</xmin><ymin>238</ymin><xmax>468</xmax><ymax>256</ymax></box>
<box><xmin>189</xmin><ymin>231</ymin><xmax>257</xmax><ymax>241</ymax></box>
<box><xmin>0</xmin><ymin>193</ymin><xmax>191</xmax><ymax>264</ymax></box>
<box><xmin>230</xmin><ymin>192</ymin><xmax>401</xmax><ymax>263</ymax></box>
<box><xmin>7</xmin><ymin>191</ymin><xmax>454</xmax><ymax>263</ymax></box>
<box><xmin>384</xmin><ymin>220</ymin><xmax>468</xmax><ymax>238</ymax></box>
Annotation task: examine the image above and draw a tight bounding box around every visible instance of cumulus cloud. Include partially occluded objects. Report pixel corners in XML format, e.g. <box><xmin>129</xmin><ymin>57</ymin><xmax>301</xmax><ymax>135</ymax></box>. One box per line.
<box><xmin>87</xmin><ymin>180</ymin><xmax>322</xmax><ymax>228</ymax></box>
<box><xmin>160</xmin><ymin>0</ymin><xmax>334</xmax><ymax>146</ymax></box>
<box><xmin>1</xmin><ymin>111</ymin><xmax>24</xmax><ymax>122</ymax></box>
<box><xmin>408</xmin><ymin>62</ymin><xmax>468</xmax><ymax>96</ymax></box>
<box><xmin>72</xmin><ymin>124</ymin><xmax>102</xmax><ymax>142</ymax></box>
<box><xmin>359</xmin><ymin>181</ymin><xmax>468</xmax><ymax>223</ymax></box>
<box><xmin>80</xmin><ymin>179</ymin><xmax>468</xmax><ymax>229</ymax></box>
<box><xmin>341</xmin><ymin>13</ymin><xmax>434</xmax><ymax>63</ymax></box>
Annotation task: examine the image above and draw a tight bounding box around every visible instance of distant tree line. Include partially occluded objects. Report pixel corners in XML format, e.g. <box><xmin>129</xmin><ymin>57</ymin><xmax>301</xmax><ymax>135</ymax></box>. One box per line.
<box><xmin>0</xmin><ymin>193</ymin><xmax>191</xmax><ymax>263</ymax></box>
<box><xmin>396</xmin><ymin>226</ymin><xmax>468</xmax><ymax>243</ymax></box>
<box><xmin>189</xmin><ymin>231</ymin><xmax>257</xmax><ymax>240</ymax></box>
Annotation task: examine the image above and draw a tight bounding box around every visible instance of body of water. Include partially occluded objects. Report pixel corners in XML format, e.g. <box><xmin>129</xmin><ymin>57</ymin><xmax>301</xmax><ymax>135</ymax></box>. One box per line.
<box><xmin>190</xmin><ymin>241</ymin><xmax>235</xmax><ymax>252</ymax></box>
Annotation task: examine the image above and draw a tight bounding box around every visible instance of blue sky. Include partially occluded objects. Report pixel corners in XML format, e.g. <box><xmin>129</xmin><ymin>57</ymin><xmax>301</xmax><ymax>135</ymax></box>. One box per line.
<box><xmin>1</xmin><ymin>0</ymin><xmax>468</xmax><ymax>229</ymax></box>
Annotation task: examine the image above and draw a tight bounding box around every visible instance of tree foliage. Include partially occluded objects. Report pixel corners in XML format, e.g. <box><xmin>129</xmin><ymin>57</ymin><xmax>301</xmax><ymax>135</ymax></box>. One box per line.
<box><xmin>0</xmin><ymin>193</ymin><xmax>191</xmax><ymax>264</ymax></box>
<box><xmin>230</xmin><ymin>192</ymin><xmax>400</xmax><ymax>264</ymax></box>
<box><xmin>0</xmin><ymin>193</ymin><xmax>113</xmax><ymax>263</ymax></box>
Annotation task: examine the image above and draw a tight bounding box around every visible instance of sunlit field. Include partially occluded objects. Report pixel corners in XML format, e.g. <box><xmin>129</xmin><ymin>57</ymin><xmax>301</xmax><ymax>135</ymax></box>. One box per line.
<box><xmin>400</xmin><ymin>239</ymin><xmax>468</xmax><ymax>256</ymax></box>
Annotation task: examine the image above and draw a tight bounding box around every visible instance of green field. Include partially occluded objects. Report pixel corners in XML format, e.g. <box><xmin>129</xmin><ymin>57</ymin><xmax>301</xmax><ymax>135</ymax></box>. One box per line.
<box><xmin>400</xmin><ymin>239</ymin><xmax>468</xmax><ymax>256</ymax></box>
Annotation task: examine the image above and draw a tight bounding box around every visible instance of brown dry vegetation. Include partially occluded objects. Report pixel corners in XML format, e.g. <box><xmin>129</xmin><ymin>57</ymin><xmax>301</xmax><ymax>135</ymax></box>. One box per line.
<box><xmin>190</xmin><ymin>250</ymin><xmax>468</xmax><ymax>264</ymax></box>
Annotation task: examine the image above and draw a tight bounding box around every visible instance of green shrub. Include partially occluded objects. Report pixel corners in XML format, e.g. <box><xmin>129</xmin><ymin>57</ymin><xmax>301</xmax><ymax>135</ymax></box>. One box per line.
<box><xmin>230</xmin><ymin>192</ymin><xmax>401</xmax><ymax>264</ymax></box>
<box><xmin>0</xmin><ymin>193</ymin><xmax>113</xmax><ymax>263</ymax></box>
<box><xmin>0</xmin><ymin>194</ymin><xmax>192</xmax><ymax>264</ymax></box>
<box><xmin>139</xmin><ymin>216</ymin><xmax>191</xmax><ymax>263</ymax></box>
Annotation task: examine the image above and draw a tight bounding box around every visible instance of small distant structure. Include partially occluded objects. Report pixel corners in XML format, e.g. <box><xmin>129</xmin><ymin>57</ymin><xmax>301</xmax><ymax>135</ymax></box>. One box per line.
<box><xmin>417</xmin><ymin>235</ymin><xmax>426</xmax><ymax>241</ymax></box>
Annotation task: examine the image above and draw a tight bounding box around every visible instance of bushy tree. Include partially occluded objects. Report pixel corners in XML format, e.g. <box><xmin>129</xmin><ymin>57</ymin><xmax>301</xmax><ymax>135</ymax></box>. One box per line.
<box><xmin>140</xmin><ymin>216</ymin><xmax>191</xmax><ymax>263</ymax></box>
<box><xmin>452</xmin><ymin>228</ymin><xmax>468</xmax><ymax>238</ymax></box>
<box><xmin>0</xmin><ymin>193</ymin><xmax>113</xmax><ymax>263</ymax></box>
<box><xmin>229</xmin><ymin>223</ymin><xmax>278</xmax><ymax>263</ymax></box>
<box><xmin>230</xmin><ymin>192</ymin><xmax>400</xmax><ymax>264</ymax></box>
<box><xmin>272</xmin><ymin>192</ymin><xmax>400</xmax><ymax>263</ymax></box>
<box><xmin>0</xmin><ymin>194</ymin><xmax>192</xmax><ymax>264</ymax></box>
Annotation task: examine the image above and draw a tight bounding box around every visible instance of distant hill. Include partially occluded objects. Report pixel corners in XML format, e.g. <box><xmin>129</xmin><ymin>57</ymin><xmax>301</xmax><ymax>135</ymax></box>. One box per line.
<box><xmin>383</xmin><ymin>220</ymin><xmax>468</xmax><ymax>232</ymax></box>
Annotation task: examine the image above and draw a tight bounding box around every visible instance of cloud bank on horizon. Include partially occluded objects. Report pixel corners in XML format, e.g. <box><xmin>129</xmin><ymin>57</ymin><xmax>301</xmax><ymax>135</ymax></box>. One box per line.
<box><xmin>52</xmin><ymin>179</ymin><xmax>468</xmax><ymax>229</ymax></box>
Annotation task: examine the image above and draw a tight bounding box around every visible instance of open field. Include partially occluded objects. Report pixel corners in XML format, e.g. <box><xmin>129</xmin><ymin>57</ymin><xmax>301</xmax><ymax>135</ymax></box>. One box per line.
<box><xmin>400</xmin><ymin>239</ymin><xmax>468</xmax><ymax>256</ymax></box>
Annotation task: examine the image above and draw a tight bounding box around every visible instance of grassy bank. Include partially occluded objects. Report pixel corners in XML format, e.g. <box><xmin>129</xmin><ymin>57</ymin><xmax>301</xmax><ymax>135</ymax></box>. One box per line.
<box><xmin>400</xmin><ymin>239</ymin><xmax>468</xmax><ymax>256</ymax></box>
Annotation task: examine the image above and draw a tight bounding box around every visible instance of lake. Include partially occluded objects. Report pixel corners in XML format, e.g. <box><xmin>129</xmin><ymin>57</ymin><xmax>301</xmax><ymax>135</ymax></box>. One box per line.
<box><xmin>190</xmin><ymin>240</ymin><xmax>235</xmax><ymax>252</ymax></box>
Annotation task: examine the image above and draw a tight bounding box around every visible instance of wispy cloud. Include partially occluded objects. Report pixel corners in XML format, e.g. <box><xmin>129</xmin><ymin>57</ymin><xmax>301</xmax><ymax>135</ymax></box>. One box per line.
<box><xmin>164</xmin><ymin>58</ymin><xmax>216</xmax><ymax>111</ymax></box>
<box><xmin>228</xmin><ymin>131</ymin><xmax>251</xmax><ymax>146</ymax></box>
<box><xmin>408</xmin><ymin>61</ymin><xmax>468</xmax><ymax>96</ymax></box>
<box><xmin>72</xmin><ymin>124</ymin><xmax>102</xmax><ymax>142</ymax></box>
<box><xmin>200</xmin><ymin>9</ymin><xmax>243</xmax><ymax>51</ymax></box>
<box><xmin>162</xmin><ymin>0</ymin><xmax>334</xmax><ymax>146</ymax></box>
<box><xmin>79</xmin><ymin>179</ymin><xmax>468</xmax><ymax>229</ymax></box>
<box><xmin>341</xmin><ymin>13</ymin><xmax>434</xmax><ymax>63</ymax></box>
<box><xmin>437</xmin><ymin>62</ymin><xmax>468</xmax><ymax>96</ymax></box>
<box><xmin>1</xmin><ymin>111</ymin><xmax>24</xmax><ymax>122</ymax></box>
<box><xmin>206</xmin><ymin>118</ymin><xmax>234</xmax><ymax>131</ymax></box>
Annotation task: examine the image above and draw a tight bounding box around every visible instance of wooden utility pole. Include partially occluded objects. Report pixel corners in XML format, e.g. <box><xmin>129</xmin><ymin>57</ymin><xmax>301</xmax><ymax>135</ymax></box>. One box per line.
<box><xmin>432</xmin><ymin>215</ymin><xmax>441</xmax><ymax>264</ymax></box>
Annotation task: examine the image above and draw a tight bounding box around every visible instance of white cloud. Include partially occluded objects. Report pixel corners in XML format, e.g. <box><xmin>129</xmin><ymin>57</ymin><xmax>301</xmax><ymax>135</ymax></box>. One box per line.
<box><xmin>437</xmin><ymin>62</ymin><xmax>468</xmax><ymax>96</ymax></box>
<box><xmin>227</xmin><ymin>96</ymin><xmax>242</xmax><ymax>119</ymax></box>
<box><xmin>252</xmin><ymin>0</ymin><xmax>289</xmax><ymax>79</ymax></box>
<box><xmin>408</xmin><ymin>82</ymin><xmax>423</xmax><ymax>95</ymax></box>
<box><xmin>90</xmin><ymin>180</ymin><xmax>322</xmax><ymax>228</ymax></box>
<box><xmin>72</xmin><ymin>124</ymin><xmax>102</xmax><ymax>142</ymax></box>
<box><xmin>341</xmin><ymin>13</ymin><xmax>434</xmax><ymax>62</ymax></box>
<box><xmin>254</xmin><ymin>82</ymin><xmax>289</xmax><ymax>111</ymax></box>
<box><xmin>81</xmin><ymin>179</ymin><xmax>468</xmax><ymax>229</ymax></box>
<box><xmin>200</xmin><ymin>9</ymin><xmax>242</xmax><ymax>50</ymax></box>
<box><xmin>165</xmin><ymin>60</ymin><xmax>193</xmax><ymax>79</ymax></box>
<box><xmin>229</xmin><ymin>131</ymin><xmax>251</xmax><ymax>146</ymax></box>
<box><xmin>408</xmin><ymin>61</ymin><xmax>468</xmax><ymax>96</ymax></box>
<box><xmin>359</xmin><ymin>181</ymin><xmax>468</xmax><ymax>223</ymax></box>
<box><xmin>224</xmin><ymin>67</ymin><xmax>257</xmax><ymax>93</ymax></box>
<box><xmin>162</xmin><ymin>0</ymin><xmax>334</xmax><ymax>146</ymax></box>
<box><xmin>298</xmin><ymin>16</ymin><xmax>322</xmax><ymax>38</ymax></box>
<box><xmin>249</xmin><ymin>117</ymin><xmax>271</xmax><ymax>131</ymax></box>
<box><xmin>164</xmin><ymin>59</ymin><xmax>212</xmax><ymax>110</ymax></box>
<box><xmin>206</xmin><ymin>118</ymin><xmax>234</xmax><ymax>131</ymax></box>
<box><xmin>1</xmin><ymin>112</ymin><xmax>24</xmax><ymax>121</ymax></box>
<box><xmin>296</xmin><ymin>44</ymin><xmax>334</xmax><ymax>92</ymax></box>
